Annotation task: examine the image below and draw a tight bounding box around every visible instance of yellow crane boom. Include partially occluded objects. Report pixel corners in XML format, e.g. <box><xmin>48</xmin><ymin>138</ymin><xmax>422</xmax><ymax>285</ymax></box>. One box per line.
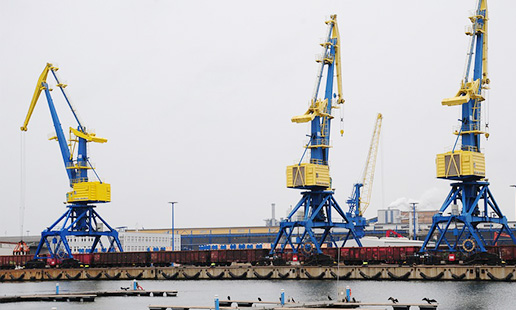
<box><xmin>359</xmin><ymin>113</ymin><xmax>383</xmax><ymax>216</ymax></box>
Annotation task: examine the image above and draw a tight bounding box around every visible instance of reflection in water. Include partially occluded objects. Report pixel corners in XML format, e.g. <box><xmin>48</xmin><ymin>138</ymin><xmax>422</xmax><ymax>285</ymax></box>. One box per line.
<box><xmin>1</xmin><ymin>279</ymin><xmax>515</xmax><ymax>310</ymax></box>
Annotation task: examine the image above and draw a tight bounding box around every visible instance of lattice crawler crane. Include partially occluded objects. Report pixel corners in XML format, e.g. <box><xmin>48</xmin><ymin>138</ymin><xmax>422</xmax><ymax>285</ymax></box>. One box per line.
<box><xmin>346</xmin><ymin>113</ymin><xmax>383</xmax><ymax>237</ymax></box>
<box><xmin>270</xmin><ymin>15</ymin><xmax>364</xmax><ymax>259</ymax></box>
<box><xmin>419</xmin><ymin>0</ymin><xmax>516</xmax><ymax>255</ymax></box>
<box><xmin>21</xmin><ymin>63</ymin><xmax>123</xmax><ymax>267</ymax></box>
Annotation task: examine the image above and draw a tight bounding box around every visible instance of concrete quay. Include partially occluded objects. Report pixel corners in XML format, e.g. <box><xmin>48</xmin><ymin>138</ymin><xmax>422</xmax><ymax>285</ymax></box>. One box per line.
<box><xmin>0</xmin><ymin>265</ymin><xmax>515</xmax><ymax>282</ymax></box>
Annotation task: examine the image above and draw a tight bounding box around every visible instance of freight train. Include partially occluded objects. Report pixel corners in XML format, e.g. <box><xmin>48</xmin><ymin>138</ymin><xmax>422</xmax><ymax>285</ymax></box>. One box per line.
<box><xmin>1</xmin><ymin>245</ymin><xmax>514</xmax><ymax>269</ymax></box>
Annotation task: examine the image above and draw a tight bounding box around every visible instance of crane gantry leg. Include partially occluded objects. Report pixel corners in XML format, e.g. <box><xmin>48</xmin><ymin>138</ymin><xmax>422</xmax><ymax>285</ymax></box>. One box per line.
<box><xmin>420</xmin><ymin>181</ymin><xmax>516</xmax><ymax>254</ymax></box>
<box><xmin>271</xmin><ymin>190</ymin><xmax>363</xmax><ymax>257</ymax></box>
<box><xmin>33</xmin><ymin>205</ymin><xmax>122</xmax><ymax>265</ymax></box>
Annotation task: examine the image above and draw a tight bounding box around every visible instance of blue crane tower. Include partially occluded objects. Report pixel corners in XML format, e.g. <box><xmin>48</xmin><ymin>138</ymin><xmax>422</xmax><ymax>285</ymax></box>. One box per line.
<box><xmin>420</xmin><ymin>0</ymin><xmax>516</xmax><ymax>254</ymax></box>
<box><xmin>21</xmin><ymin>63</ymin><xmax>122</xmax><ymax>267</ymax></box>
<box><xmin>270</xmin><ymin>15</ymin><xmax>363</xmax><ymax>258</ymax></box>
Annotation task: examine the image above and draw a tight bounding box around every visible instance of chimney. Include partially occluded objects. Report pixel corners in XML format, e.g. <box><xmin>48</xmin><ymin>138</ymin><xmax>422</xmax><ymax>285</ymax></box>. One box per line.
<box><xmin>271</xmin><ymin>203</ymin><xmax>276</xmax><ymax>220</ymax></box>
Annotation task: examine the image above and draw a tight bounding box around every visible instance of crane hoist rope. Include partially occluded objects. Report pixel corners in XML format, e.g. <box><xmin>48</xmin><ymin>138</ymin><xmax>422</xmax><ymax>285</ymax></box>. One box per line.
<box><xmin>15</xmin><ymin>131</ymin><xmax>29</xmax><ymax>255</ymax></box>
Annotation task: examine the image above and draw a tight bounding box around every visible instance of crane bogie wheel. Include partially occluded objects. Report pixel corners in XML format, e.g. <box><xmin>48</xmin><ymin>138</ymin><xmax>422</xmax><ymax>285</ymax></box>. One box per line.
<box><xmin>462</xmin><ymin>238</ymin><xmax>476</xmax><ymax>252</ymax></box>
<box><xmin>301</xmin><ymin>242</ymin><xmax>316</xmax><ymax>255</ymax></box>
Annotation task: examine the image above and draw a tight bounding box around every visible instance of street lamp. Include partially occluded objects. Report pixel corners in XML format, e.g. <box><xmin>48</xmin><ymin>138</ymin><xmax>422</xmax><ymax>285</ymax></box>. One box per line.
<box><xmin>168</xmin><ymin>201</ymin><xmax>178</xmax><ymax>251</ymax></box>
<box><xmin>409</xmin><ymin>202</ymin><xmax>419</xmax><ymax>240</ymax></box>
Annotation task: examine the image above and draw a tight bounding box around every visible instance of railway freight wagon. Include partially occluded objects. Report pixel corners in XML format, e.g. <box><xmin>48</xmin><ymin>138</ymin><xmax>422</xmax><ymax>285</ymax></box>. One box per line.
<box><xmin>150</xmin><ymin>249</ymin><xmax>270</xmax><ymax>266</ymax></box>
<box><xmin>336</xmin><ymin>246</ymin><xmax>420</xmax><ymax>265</ymax></box>
<box><xmin>488</xmin><ymin>245</ymin><xmax>516</xmax><ymax>264</ymax></box>
<box><xmin>210</xmin><ymin>248</ymin><xmax>270</xmax><ymax>266</ymax></box>
<box><xmin>477</xmin><ymin>245</ymin><xmax>516</xmax><ymax>264</ymax></box>
<box><xmin>150</xmin><ymin>250</ymin><xmax>210</xmax><ymax>266</ymax></box>
<box><xmin>0</xmin><ymin>254</ymin><xmax>33</xmax><ymax>269</ymax></box>
<box><xmin>90</xmin><ymin>252</ymin><xmax>150</xmax><ymax>267</ymax></box>
<box><xmin>6</xmin><ymin>245</ymin><xmax>516</xmax><ymax>269</ymax></box>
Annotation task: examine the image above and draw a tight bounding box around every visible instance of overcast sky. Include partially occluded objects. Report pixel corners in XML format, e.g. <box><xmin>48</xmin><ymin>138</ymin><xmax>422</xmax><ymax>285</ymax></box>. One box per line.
<box><xmin>1</xmin><ymin>0</ymin><xmax>516</xmax><ymax>237</ymax></box>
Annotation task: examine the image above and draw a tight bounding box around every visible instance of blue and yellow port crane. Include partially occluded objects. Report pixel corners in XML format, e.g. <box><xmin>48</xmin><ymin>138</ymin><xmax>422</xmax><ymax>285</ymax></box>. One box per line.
<box><xmin>21</xmin><ymin>63</ymin><xmax>122</xmax><ymax>262</ymax></box>
<box><xmin>420</xmin><ymin>0</ymin><xmax>516</xmax><ymax>254</ymax></box>
<box><xmin>270</xmin><ymin>15</ymin><xmax>363</xmax><ymax>256</ymax></box>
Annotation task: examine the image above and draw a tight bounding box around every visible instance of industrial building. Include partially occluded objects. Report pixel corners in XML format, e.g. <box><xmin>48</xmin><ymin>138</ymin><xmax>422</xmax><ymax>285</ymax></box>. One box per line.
<box><xmin>67</xmin><ymin>229</ymin><xmax>181</xmax><ymax>253</ymax></box>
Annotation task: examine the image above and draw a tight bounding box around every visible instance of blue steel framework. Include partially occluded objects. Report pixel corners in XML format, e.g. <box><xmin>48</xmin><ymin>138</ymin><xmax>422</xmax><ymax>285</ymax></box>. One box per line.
<box><xmin>25</xmin><ymin>65</ymin><xmax>122</xmax><ymax>260</ymax></box>
<box><xmin>270</xmin><ymin>15</ymin><xmax>363</xmax><ymax>256</ymax></box>
<box><xmin>346</xmin><ymin>183</ymin><xmax>367</xmax><ymax>238</ymax></box>
<box><xmin>420</xmin><ymin>0</ymin><xmax>516</xmax><ymax>253</ymax></box>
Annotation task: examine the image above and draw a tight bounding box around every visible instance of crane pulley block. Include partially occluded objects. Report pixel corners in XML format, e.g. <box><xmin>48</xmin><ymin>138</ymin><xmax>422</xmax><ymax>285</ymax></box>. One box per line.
<box><xmin>286</xmin><ymin>163</ymin><xmax>330</xmax><ymax>189</ymax></box>
<box><xmin>66</xmin><ymin>181</ymin><xmax>111</xmax><ymax>203</ymax></box>
<box><xmin>436</xmin><ymin>150</ymin><xmax>485</xmax><ymax>180</ymax></box>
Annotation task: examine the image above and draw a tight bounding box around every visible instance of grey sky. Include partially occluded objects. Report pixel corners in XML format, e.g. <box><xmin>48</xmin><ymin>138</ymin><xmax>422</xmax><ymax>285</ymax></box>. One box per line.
<box><xmin>1</xmin><ymin>1</ymin><xmax>516</xmax><ymax>237</ymax></box>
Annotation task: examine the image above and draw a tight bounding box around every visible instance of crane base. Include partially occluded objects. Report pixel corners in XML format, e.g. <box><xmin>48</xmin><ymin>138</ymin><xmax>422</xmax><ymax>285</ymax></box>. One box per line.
<box><xmin>270</xmin><ymin>190</ymin><xmax>362</xmax><ymax>255</ymax></box>
<box><xmin>33</xmin><ymin>204</ymin><xmax>122</xmax><ymax>261</ymax></box>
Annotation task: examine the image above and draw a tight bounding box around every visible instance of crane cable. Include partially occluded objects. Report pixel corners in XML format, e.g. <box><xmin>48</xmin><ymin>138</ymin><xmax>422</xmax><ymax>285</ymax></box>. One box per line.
<box><xmin>484</xmin><ymin>89</ymin><xmax>490</xmax><ymax>139</ymax></box>
<box><xmin>19</xmin><ymin>131</ymin><xmax>26</xmax><ymax>240</ymax></box>
<box><xmin>339</xmin><ymin>103</ymin><xmax>344</xmax><ymax>136</ymax></box>
<box><xmin>380</xmin><ymin>129</ymin><xmax>385</xmax><ymax>211</ymax></box>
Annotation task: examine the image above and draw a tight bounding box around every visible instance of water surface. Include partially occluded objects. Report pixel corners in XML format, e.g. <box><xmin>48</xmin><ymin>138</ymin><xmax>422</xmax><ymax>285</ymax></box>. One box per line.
<box><xmin>0</xmin><ymin>279</ymin><xmax>513</xmax><ymax>310</ymax></box>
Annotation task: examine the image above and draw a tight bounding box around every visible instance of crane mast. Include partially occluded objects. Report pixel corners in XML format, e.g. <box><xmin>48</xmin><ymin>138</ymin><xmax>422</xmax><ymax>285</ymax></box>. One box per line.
<box><xmin>270</xmin><ymin>15</ymin><xmax>363</xmax><ymax>259</ymax></box>
<box><xmin>420</xmin><ymin>0</ymin><xmax>516</xmax><ymax>254</ymax></box>
<box><xmin>21</xmin><ymin>63</ymin><xmax>122</xmax><ymax>265</ymax></box>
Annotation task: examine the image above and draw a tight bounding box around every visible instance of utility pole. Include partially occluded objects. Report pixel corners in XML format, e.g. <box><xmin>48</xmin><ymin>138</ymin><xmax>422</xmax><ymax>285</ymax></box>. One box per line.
<box><xmin>168</xmin><ymin>201</ymin><xmax>178</xmax><ymax>251</ymax></box>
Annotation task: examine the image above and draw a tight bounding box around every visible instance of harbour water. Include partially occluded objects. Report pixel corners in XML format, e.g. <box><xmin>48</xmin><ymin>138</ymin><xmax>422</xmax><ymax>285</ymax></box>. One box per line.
<box><xmin>1</xmin><ymin>279</ymin><xmax>515</xmax><ymax>310</ymax></box>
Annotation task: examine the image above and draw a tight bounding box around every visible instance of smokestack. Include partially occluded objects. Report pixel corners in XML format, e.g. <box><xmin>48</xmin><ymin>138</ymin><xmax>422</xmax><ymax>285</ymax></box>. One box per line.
<box><xmin>271</xmin><ymin>203</ymin><xmax>276</xmax><ymax>220</ymax></box>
